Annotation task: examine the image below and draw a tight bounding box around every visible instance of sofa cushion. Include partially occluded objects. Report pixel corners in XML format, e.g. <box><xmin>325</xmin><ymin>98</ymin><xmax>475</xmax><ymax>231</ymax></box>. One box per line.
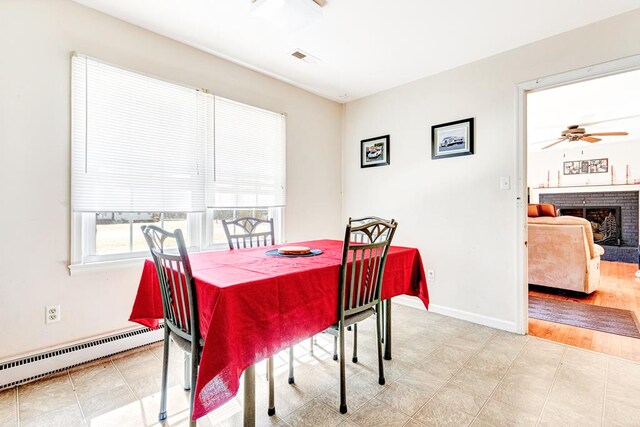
<box><xmin>538</xmin><ymin>203</ymin><xmax>557</xmax><ymax>217</ymax></box>
<box><xmin>528</xmin><ymin>204</ymin><xmax>540</xmax><ymax>217</ymax></box>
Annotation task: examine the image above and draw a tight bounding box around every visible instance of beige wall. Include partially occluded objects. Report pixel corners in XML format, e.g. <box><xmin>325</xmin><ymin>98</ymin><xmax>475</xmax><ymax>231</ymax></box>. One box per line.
<box><xmin>342</xmin><ymin>9</ymin><xmax>640</xmax><ymax>330</ymax></box>
<box><xmin>0</xmin><ymin>0</ymin><xmax>342</xmax><ymax>360</ymax></box>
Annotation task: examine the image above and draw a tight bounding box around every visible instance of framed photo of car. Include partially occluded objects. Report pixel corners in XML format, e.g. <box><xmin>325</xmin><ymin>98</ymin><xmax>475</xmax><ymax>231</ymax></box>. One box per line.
<box><xmin>431</xmin><ymin>118</ymin><xmax>474</xmax><ymax>160</ymax></box>
<box><xmin>361</xmin><ymin>135</ymin><xmax>390</xmax><ymax>168</ymax></box>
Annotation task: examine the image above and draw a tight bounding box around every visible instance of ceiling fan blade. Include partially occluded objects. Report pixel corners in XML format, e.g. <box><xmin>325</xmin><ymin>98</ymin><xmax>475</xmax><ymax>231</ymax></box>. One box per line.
<box><xmin>583</xmin><ymin>132</ymin><xmax>628</xmax><ymax>136</ymax></box>
<box><xmin>542</xmin><ymin>138</ymin><xmax>566</xmax><ymax>149</ymax></box>
<box><xmin>581</xmin><ymin>136</ymin><xmax>601</xmax><ymax>143</ymax></box>
<box><xmin>534</xmin><ymin>137</ymin><xmax>564</xmax><ymax>144</ymax></box>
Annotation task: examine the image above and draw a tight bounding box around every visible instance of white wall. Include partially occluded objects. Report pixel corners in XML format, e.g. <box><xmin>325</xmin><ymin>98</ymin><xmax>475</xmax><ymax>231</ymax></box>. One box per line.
<box><xmin>0</xmin><ymin>0</ymin><xmax>342</xmax><ymax>360</ymax></box>
<box><xmin>342</xmin><ymin>9</ymin><xmax>640</xmax><ymax>331</ymax></box>
<box><xmin>529</xmin><ymin>141</ymin><xmax>640</xmax><ymax>188</ymax></box>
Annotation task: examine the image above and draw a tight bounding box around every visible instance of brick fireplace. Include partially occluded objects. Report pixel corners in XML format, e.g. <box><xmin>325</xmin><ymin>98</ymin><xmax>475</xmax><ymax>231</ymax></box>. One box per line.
<box><xmin>539</xmin><ymin>191</ymin><xmax>639</xmax><ymax>263</ymax></box>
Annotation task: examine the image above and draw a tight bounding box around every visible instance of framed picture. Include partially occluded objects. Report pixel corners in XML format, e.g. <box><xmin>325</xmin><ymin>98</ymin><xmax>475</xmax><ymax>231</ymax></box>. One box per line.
<box><xmin>360</xmin><ymin>135</ymin><xmax>390</xmax><ymax>168</ymax></box>
<box><xmin>597</xmin><ymin>158</ymin><xmax>608</xmax><ymax>172</ymax></box>
<box><xmin>431</xmin><ymin>118</ymin><xmax>474</xmax><ymax>160</ymax></box>
<box><xmin>563</xmin><ymin>158</ymin><xmax>609</xmax><ymax>175</ymax></box>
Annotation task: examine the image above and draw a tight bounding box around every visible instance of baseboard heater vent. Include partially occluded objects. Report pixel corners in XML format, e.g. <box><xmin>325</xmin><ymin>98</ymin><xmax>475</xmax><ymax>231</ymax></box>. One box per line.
<box><xmin>0</xmin><ymin>324</ymin><xmax>164</xmax><ymax>390</ymax></box>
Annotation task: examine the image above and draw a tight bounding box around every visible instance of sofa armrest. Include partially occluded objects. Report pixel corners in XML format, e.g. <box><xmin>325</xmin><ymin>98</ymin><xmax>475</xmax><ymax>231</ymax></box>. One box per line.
<box><xmin>593</xmin><ymin>244</ymin><xmax>605</xmax><ymax>258</ymax></box>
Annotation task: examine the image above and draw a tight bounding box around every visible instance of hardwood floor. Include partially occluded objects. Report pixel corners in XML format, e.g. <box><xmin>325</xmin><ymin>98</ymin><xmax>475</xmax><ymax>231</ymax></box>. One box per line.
<box><xmin>529</xmin><ymin>260</ymin><xmax>640</xmax><ymax>362</ymax></box>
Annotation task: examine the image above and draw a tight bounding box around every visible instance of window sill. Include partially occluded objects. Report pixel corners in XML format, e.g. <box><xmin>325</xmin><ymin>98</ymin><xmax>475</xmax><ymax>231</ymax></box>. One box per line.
<box><xmin>68</xmin><ymin>257</ymin><xmax>146</xmax><ymax>276</ymax></box>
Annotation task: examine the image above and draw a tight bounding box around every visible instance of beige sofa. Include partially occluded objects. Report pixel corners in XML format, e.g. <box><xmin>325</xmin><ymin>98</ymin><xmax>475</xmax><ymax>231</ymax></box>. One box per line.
<box><xmin>528</xmin><ymin>216</ymin><xmax>604</xmax><ymax>294</ymax></box>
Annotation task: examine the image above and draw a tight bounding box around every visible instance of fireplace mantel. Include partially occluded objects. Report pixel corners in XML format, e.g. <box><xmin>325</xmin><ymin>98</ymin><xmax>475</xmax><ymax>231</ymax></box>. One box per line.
<box><xmin>531</xmin><ymin>184</ymin><xmax>640</xmax><ymax>201</ymax></box>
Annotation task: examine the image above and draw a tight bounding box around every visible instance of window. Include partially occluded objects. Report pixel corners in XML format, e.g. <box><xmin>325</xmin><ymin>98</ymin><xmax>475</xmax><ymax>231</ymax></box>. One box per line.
<box><xmin>70</xmin><ymin>54</ymin><xmax>286</xmax><ymax>267</ymax></box>
<box><xmin>85</xmin><ymin>212</ymin><xmax>196</xmax><ymax>262</ymax></box>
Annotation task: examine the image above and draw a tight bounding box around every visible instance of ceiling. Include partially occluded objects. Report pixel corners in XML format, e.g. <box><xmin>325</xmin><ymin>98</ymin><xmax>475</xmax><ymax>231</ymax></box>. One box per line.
<box><xmin>528</xmin><ymin>68</ymin><xmax>640</xmax><ymax>152</ymax></box>
<box><xmin>74</xmin><ymin>0</ymin><xmax>640</xmax><ymax>102</ymax></box>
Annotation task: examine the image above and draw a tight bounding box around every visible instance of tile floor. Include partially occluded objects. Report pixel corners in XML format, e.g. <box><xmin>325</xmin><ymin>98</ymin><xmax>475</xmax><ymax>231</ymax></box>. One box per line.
<box><xmin>2</xmin><ymin>303</ymin><xmax>640</xmax><ymax>426</ymax></box>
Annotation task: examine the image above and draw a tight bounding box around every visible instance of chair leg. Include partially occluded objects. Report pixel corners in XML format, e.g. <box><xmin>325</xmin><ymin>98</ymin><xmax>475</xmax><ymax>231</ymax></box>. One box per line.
<box><xmin>384</xmin><ymin>300</ymin><xmax>392</xmax><ymax>360</ymax></box>
<box><xmin>159</xmin><ymin>328</ymin><xmax>169</xmax><ymax>422</ymax></box>
<box><xmin>183</xmin><ymin>352</ymin><xmax>192</xmax><ymax>390</ymax></box>
<box><xmin>339</xmin><ymin>322</ymin><xmax>347</xmax><ymax>414</ymax></box>
<box><xmin>352</xmin><ymin>323</ymin><xmax>358</xmax><ymax>363</ymax></box>
<box><xmin>288</xmin><ymin>347</ymin><xmax>295</xmax><ymax>384</ymax></box>
<box><xmin>333</xmin><ymin>335</ymin><xmax>338</xmax><ymax>361</ymax></box>
<box><xmin>375</xmin><ymin>303</ymin><xmax>385</xmax><ymax>386</ymax></box>
<box><xmin>267</xmin><ymin>356</ymin><xmax>275</xmax><ymax>416</ymax></box>
<box><xmin>380</xmin><ymin>300</ymin><xmax>386</xmax><ymax>343</ymax></box>
<box><xmin>309</xmin><ymin>336</ymin><xmax>314</xmax><ymax>356</ymax></box>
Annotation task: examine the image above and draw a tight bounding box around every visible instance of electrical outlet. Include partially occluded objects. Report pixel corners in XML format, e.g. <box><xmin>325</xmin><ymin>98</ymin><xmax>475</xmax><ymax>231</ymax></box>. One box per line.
<box><xmin>427</xmin><ymin>270</ymin><xmax>435</xmax><ymax>282</ymax></box>
<box><xmin>46</xmin><ymin>305</ymin><xmax>60</xmax><ymax>324</ymax></box>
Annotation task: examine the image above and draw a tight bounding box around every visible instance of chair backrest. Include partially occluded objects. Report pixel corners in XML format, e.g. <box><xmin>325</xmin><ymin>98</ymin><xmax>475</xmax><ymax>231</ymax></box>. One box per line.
<box><xmin>222</xmin><ymin>217</ymin><xmax>275</xmax><ymax>249</ymax></box>
<box><xmin>349</xmin><ymin>216</ymin><xmax>394</xmax><ymax>243</ymax></box>
<box><xmin>339</xmin><ymin>219</ymin><xmax>398</xmax><ymax>321</ymax></box>
<box><xmin>141</xmin><ymin>225</ymin><xmax>200</xmax><ymax>347</ymax></box>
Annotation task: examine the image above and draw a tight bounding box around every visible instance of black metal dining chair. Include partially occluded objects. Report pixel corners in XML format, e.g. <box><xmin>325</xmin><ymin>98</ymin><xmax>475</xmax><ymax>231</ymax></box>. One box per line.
<box><xmin>327</xmin><ymin>218</ymin><xmax>398</xmax><ymax>413</ymax></box>
<box><xmin>345</xmin><ymin>216</ymin><xmax>394</xmax><ymax>363</ymax></box>
<box><xmin>141</xmin><ymin>225</ymin><xmax>202</xmax><ymax>426</ymax></box>
<box><xmin>222</xmin><ymin>217</ymin><xmax>275</xmax><ymax>249</ymax></box>
<box><xmin>222</xmin><ymin>217</ymin><xmax>320</xmax><ymax>389</ymax></box>
<box><xmin>143</xmin><ymin>224</ymin><xmax>280</xmax><ymax>423</ymax></box>
<box><xmin>221</xmin><ymin>216</ymin><xmax>294</xmax><ymax>415</ymax></box>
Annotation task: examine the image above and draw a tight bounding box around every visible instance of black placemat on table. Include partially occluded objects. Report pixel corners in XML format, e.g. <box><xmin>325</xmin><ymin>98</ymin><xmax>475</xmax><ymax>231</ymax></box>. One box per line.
<box><xmin>265</xmin><ymin>249</ymin><xmax>323</xmax><ymax>258</ymax></box>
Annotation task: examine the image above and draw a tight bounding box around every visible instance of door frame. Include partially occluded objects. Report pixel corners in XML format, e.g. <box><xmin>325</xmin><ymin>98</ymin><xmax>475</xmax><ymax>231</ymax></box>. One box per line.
<box><xmin>515</xmin><ymin>54</ymin><xmax>640</xmax><ymax>335</ymax></box>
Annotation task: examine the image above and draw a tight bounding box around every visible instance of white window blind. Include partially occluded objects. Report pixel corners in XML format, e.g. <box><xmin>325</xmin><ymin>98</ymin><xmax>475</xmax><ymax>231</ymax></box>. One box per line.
<box><xmin>71</xmin><ymin>54</ymin><xmax>211</xmax><ymax>212</ymax></box>
<box><xmin>208</xmin><ymin>96</ymin><xmax>286</xmax><ymax>208</ymax></box>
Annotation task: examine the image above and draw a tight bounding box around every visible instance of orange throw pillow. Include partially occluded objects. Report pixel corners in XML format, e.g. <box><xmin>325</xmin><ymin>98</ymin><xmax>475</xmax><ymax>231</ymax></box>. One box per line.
<box><xmin>538</xmin><ymin>203</ymin><xmax>557</xmax><ymax>217</ymax></box>
<box><xmin>528</xmin><ymin>204</ymin><xmax>540</xmax><ymax>217</ymax></box>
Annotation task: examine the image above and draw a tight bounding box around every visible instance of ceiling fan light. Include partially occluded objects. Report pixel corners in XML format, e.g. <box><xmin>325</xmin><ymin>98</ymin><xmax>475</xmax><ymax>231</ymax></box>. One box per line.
<box><xmin>251</xmin><ymin>0</ymin><xmax>323</xmax><ymax>32</ymax></box>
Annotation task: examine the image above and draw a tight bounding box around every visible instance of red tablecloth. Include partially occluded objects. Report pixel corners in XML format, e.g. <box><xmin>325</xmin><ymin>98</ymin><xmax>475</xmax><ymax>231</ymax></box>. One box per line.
<box><xmin>129</xmin><ymin>239</ymin><xmax>428</xmax><ymax>419</ymax></box>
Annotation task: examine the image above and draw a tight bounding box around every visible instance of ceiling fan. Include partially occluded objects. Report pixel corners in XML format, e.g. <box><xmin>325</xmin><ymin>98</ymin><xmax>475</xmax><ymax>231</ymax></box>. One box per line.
<box><xmin>542</xmin><ymin>125</ymin><xmax>628</xmax><ymax>149</ymax></box>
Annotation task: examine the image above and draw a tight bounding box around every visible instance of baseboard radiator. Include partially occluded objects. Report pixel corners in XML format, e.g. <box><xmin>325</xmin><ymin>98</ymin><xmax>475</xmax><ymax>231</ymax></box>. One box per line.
<box><xmin>0</xmin><ymin>325</ymin><xmax>164</xmax><ymax>390</ymax></box>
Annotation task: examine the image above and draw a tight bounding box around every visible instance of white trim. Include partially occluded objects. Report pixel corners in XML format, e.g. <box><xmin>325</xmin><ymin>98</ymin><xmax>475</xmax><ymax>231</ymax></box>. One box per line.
<box><xmin>392</xmin><ymin>295</ymin><xmax>428</xmax><ymax>311</ymax></box>
<box><xmin>515</xmin><ymin>84</ymin><xmax>528</xmax><ymax>335</ymax></box>
<box><xmin>393</xmin><ymin>296</ymin><xmax>517</xmax><ymax>332</ymax></box>
<box><xmin>271</xmin><ymin>206</ymin><xmax>285</xmax><ymax>244</ymax></box>
<box><xmin>515</xmin><ymin>53</ymin><xmax>640</xmax><ymax>335</ymax></box>
<box><xmin>70</xmin><ymin>211</ymin><xmax>83</xmax><ymax>265</ymax></box>
<box><xmin>429</xmin><ymin>304</ymin><xmax>518</xmax><ymax>333</ymax></box>
<box><xmin>68</xmin><ymin>257</ymin><xmax>145</xmax><ymax>275</ymax></box>
<box><xmin>518</xmin><ymin>54</ymin><xmax>640</xmax><ymax>92</ymax></box>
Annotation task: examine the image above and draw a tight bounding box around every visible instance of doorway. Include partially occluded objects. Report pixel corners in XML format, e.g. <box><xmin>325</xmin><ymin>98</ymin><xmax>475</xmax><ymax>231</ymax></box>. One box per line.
<box><xmin>516</xmin><ymin>55</ymin><xmax>640</xmax><ymax>360</ymax></box>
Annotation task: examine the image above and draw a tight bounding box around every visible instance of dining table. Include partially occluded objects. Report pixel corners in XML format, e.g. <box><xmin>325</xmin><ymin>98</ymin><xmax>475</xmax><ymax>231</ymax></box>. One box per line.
<box><xmin>129</xmin><ymin>239</ymin><xmax>429</xmax><ymax>424</ymax></box>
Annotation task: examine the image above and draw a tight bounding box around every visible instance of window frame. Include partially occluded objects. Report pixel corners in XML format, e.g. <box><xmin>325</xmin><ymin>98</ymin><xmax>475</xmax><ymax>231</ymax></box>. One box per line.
<box><xmin>70</xmin><ymin>208</ymin><xmax>284</xmax><ymax>270</ymax></box>
<box><xmin>68</xmin><ymin>54</ymin><xmax>286</xmax><ymax>272</ymax></box>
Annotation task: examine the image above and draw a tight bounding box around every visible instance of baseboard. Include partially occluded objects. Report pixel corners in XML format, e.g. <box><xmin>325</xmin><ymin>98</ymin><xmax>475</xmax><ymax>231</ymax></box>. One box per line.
<box><xmin>0</xmin><ymin>325</ymin><xmax>164</xmax><ymax>390</ymax></box>
<box><xmin>392</xmin><ymin>296</ymin><xmax>518</xmax><ymax>333</ymax></box>
<box><xmin>392</xmin><ymin>295</ymin><xmax>429</xmax><ymax>311</ymax></box>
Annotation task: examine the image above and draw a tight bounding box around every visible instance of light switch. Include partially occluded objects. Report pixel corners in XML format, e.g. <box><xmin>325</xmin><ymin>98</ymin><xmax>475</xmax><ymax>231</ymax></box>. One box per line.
<box><xmin>500</xmin><ymin>176</ymin><xmax>511</xmax><ymax>190</ymax></box>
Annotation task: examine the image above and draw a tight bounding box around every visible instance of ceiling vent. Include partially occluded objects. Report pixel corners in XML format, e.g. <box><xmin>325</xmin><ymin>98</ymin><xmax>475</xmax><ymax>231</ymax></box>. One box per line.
<box><xmin>291</xmin><ymin>50</ymin><xmax>306</xmax><ymax>60</ymax></box>
<box><xmin>290</xmin><ymin>49</ymin><xmax>320</xmax><ymax>64</ymax></box>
